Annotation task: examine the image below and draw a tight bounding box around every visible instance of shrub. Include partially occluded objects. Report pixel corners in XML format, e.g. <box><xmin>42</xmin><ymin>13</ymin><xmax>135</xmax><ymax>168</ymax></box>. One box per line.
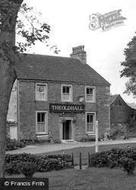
<box><xmin>5</xmin><ymin>153</ymin><xmax>73</xmax><ymax>175</ymax></box>
<box><xmin>18</xmin><ymin>161</ymin><xmax>37</xmax><ymax>178</ymax></box>
<box><xmin>5</xmin><ymin>161</ymin><xmax>20</xmax><ymax>175</ymax></box>
<box><xmin>6</xmin><ymin>138</ymin><xmax>26</xmax><ymax>151</ymax></box>
<box><xmin>89</xmin><ymin>148</ymin><xmax>136</xmax><ymax>169</ymax></box>
<box><xmin>119</xmin><ymin>157</ymin><xmax>136</xmax><ymax>175</ymax></box>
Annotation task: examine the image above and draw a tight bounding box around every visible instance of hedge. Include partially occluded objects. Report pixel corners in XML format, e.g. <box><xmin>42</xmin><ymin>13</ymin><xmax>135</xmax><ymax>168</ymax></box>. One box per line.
<box><xmin>5</xmin><ymin>153</ymin><xmax>73</xmax><ymax>175</ymax></box>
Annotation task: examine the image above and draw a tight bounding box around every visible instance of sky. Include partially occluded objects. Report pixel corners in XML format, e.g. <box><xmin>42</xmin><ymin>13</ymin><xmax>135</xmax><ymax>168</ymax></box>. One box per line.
<box><xmin>23</xmin><ymin>0</ymin><xmax>136</xmax><ymax>104</ymax></box>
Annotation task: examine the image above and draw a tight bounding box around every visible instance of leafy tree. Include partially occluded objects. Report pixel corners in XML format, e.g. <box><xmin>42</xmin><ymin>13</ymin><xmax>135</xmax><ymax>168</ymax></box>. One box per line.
<box><xmin>0</xmin><ymin>0</ymin><xmax>52</xmax><ymax>177</ymax></box>
<box><xmin>121</xmin><ymin>35</ymin><xmax>136</xmax><ymax>96</ymax></box>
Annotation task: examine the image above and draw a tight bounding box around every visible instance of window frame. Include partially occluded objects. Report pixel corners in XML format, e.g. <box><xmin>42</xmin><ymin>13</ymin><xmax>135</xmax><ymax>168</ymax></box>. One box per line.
<box><xmin>85</xmin><ymin>112</ymin><xmax>96</xmax><ymax>134</ymax></box>
<box><xmin>35</xmin><ymin>83</ymin><xmax>48</xmax><ymax>101</ymax></box>
<box><xmin>61</xmin><ymin>84</ymin><xmax>73</xmax><ymax>102</ymax></box>
<box><xmin>85</xmin><ymin>86</ymin><xmax>96</xmax><ymax>103</ymax></box>
<box><xmin>35</xmin><ymin>111</ymin><xmax>48</xmax><ymax>135</ymax></box>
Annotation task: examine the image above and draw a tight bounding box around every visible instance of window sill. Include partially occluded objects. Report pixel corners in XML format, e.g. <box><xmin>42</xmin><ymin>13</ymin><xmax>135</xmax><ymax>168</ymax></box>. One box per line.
<box><xmin>86</xmin><ymin>132</ymin><xmax>95</xmax><ymax>135</ymax></box>
<box><xmin>61</xmin><ymin>100</ymin><xmax>73</xmax><ymax>102</ymax></box>
<box><xmin>36</xmin><ymin>133</ymin><xmax>48</xmax><ymax>135</ymax></box>
<box><xmin>85</xmin><ymin>101</ymin><xmax>96</xmax><ymax>103</ymax></box>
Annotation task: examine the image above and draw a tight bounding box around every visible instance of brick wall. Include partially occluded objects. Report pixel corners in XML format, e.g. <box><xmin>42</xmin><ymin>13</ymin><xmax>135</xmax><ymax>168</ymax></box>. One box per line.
<box><xmin>18</xmin><ymin>80</ymin><xmax>110</xmax><ymax>141</ymax></box>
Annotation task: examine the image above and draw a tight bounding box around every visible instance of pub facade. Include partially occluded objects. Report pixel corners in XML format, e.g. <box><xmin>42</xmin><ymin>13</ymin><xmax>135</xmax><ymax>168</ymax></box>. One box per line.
<box><xmin>8</xmin><ymin>46</ymin><xmax>110</xmax><ymax>142</ymax></box>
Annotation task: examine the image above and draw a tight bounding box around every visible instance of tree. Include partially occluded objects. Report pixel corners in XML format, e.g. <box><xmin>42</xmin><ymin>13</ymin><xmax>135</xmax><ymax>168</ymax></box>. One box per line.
<box><xmin>0</xmin><ymin>0</ymin><xmax>51</xmax><ymax>177</ymax></box>
<box><xmin>121</xmin><ymin>34</ymin><xmax>136</xmax><ymax>97</ymax></box>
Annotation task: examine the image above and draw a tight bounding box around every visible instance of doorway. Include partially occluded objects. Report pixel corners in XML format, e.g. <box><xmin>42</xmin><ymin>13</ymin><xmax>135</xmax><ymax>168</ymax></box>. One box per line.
<box><xmin>62</xmin><ymin>120</ymin><xmax>72</xmax><ymax>140</ymax></box>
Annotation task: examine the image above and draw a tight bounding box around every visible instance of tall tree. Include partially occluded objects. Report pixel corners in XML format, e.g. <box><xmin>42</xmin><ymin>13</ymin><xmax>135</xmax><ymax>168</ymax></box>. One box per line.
<box><xmin>0</xmin><ymin>0</ymin><xmax>50</xmax><ymax>177</ymax></box>
<box><xmin>121</xmin><ymin>34</ymin><xmax>136</xmax><ymax>96</ymax></box>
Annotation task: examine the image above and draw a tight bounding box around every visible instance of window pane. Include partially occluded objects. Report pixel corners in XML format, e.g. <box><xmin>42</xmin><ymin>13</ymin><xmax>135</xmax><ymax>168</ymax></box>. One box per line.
<box><xmin>36</xmin><ymin>112</ymin><xmax>47</xmax><ymax>133</ymax></box>
<box><xmin>37</xmin><ymin>112</ymin><xmax>45</xmax><ymax>123</ymax></box>
<box><xmin>87</xmin><ymin>114</ymin><xmax>93</xmax><ymax>123</ymax></box>
<box><xmin>86</xmin><ymin>88</ymin><xmax>93</xmax><ymax>95</ymax></box>
<box><xmin>36</xmin><ymin>83</ymin><xmax>47</xmax><ymax>101</ymax></box>
<box><xmin>62</xmin><ymin>85</ymin><xmax>72</xmax><ymax>102</ymax></box>
<box><xmin>63</xmin><ymin>86</ymin><xmax>70</xmax><ymax>94</ymax></box>
<box><xmin>87</xmin><ymin>113</ymin><xmax>95</xmax><ymax>132</ymax></box>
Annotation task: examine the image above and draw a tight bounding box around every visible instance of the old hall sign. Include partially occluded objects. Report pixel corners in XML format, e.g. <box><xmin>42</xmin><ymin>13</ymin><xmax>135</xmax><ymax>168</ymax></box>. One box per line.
<box><xmin>49</xmin><ymin>103</ymin><xmax>85</xmax><ymax>113</ymax></box>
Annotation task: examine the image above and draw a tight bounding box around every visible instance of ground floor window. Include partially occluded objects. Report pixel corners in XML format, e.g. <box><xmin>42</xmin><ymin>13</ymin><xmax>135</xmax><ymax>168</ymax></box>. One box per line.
<box><xmin>36</xmin><ymin>111</ymin><xmax>48</xmax><ymax>134</ymax></box>
<box><xmin>86</xmin><ymin>112</ymin><xmax>96</xmax><ymax>133</ymax></box>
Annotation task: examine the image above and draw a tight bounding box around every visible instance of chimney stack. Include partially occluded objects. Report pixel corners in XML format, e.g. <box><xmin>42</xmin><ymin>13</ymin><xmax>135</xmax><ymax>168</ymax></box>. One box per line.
<box><xmin>70</xmin><ymin>45</ymin><xmax>86</xmax><ymax>64</ymax></box>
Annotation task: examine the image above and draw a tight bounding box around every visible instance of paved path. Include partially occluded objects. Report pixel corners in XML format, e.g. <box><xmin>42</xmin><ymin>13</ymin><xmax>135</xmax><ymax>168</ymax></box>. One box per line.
<box><xmin>6</xmin><ymin>138</ymin><xmax>136</xmax><ymax>154</ymax></box>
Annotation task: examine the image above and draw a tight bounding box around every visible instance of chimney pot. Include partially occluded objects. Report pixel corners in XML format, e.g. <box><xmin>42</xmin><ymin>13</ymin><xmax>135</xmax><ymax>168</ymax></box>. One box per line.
<box><xmin>70</xmin><ymin>45</ymin><xmax>86</xmax><ymax>64</ymax></box>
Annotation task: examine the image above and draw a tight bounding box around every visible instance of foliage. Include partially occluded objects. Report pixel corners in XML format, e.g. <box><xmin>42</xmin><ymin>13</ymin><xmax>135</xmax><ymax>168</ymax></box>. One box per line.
<box><xmin>6</xmin><ymin>138</ymin><xmax>26</xmax><ymax>151</ymax></box>
<box><xmin>119</xmin><ymin>157</ymin><xmax>135</xmax><ymax>175</ymax></box>
<box><xmin>5</xmin><ymin>153</ymin><xmax>73</xmax><ymax>175</ymax></box>
<box><xmin>89</xmin><ymin>147</ymin><xmax>136</xmax><ymax>169</ymax></box>
<box><xmin>18</xmin><ymin>161</ymin><xmax>37</xmax><ymax>178</ymax></box>
<box><xmin>121</xmin><ymin>34</ymin><xmax>136</xmax><ymax>96</ymax></box>
<box><xmin>107</xmin><ymin>125</ymin><xmax>128</xmax><ymax>140</ymax></box>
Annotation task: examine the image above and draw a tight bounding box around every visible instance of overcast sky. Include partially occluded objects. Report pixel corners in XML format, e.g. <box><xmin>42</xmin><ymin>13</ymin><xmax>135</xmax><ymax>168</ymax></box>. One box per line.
<box><xmin>24</xmin><ymin>0</ymin><xmax>136</xmax><ymax>103</ymax></box>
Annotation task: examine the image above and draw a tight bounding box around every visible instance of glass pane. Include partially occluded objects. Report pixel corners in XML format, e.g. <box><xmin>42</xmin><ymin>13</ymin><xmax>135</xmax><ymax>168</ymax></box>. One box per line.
<box><xmin>37</xmin><ymin>112</ymin><xmax>45</xmax><ymax>122</ymax></box>
<box><xmin>63</xmin><ymin>86</ymin><xmax>70</xmax><ymax>94</ymax></box>
<box><xmin>87</xmin><ymin>114</ymin><xmax>93</xmax><ymax>123</ymax></box>
<box><xmin>86</xmin><ymin>88</ymin><xmax>93</xmax><ymax>95</ymax></box>
<box><xmin>37</xmin><ymin>123</ymin><xmax>45</xmax><ymax>132</ymax></box>
<box><xmin>87</xmin><ymin>123</ymin><xmax>93</xmax><ymax>132</ymax></box>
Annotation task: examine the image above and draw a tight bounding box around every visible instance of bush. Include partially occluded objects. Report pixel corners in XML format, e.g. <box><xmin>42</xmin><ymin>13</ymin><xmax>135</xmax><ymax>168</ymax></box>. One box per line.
<box><xmin>5</xmin><ymin>161</ymin><xmax>20</xmax><ymax>175</ymax></box>
<box><xmin>6</xmin><ymin>138</ymin><xmax>26</xmax><ymax>151</ymax></box>
<box><xmin>119</xmin><ymin>157</ymin><xmax>136</xmax><ymax>175</ymax></box>
<box><xmin>18</xmin><ymin>162</ymin><xmax>37</xmax><ymax>178</ymax></box>
<box><xmin>5</xmin><ymin>153</ymin><xmax>73</xmax><ymax>175</ymax></box>
<box><xmin>89</xmin><ymin>147</ymin><xmax>136</xmax><ymax>169</ymax></box>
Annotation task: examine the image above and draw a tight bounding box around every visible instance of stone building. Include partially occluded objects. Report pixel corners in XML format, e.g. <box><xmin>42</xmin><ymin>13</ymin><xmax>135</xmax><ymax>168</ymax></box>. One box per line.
<box><xmin>109</xmin><ymin>94</ymin><xmax>132</xmax><ymax>125</ymax></box>
<box><xmin>109</xmin><ymin>94</ymin><xmax>136</xmax><ymax>138</ymax></box>
<box><xmin>8</xmin><ymin>46</ymin><xmax>110</xmax><ymax>142</ymax></box>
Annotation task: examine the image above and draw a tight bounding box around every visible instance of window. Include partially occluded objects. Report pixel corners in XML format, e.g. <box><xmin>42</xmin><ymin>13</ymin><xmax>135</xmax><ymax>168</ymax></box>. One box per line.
<box><xmin>85</xmin><ymin>86</ymin><xmax>95</xmax><ymax>102</ymax></box>
<box><xmin>35</xmin><ymin>83</ymin><xmax>47</xmax><ymax>101</ymax></box>
<box><xmin>36</xmin><ymin>111</ymin><xmax>48</xmax><ymax>134</ymax></box>
<box><xmin>61</xmin><ymin>85</ymin><xmax>73</xmax><ymax>102</ymax></box>
<box><xmin>86</xmin><ymin>112</ymin><xmax>96</xmax><ymax>133</ymax></box>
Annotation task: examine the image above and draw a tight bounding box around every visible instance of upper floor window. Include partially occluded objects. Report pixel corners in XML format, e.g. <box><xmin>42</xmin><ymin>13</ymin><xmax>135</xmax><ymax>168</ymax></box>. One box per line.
<box><xmin>85</xmin><ymin>86</ymin><xmax>96</xmax><ymax>102</ymax></box>
<box><xmin>61</xmin><ymin>85</ymin><xmax>73</xmax><ymax>102</ymax></box>
<box><xmin>35</xmin><ymin>83</ymin><xmax>47</xmax><ymax>101</ymax></box>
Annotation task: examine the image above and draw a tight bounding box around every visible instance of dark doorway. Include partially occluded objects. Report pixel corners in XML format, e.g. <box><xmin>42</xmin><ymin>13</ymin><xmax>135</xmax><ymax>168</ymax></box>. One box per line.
<box><xmin>62</xmin><ymin>120</ymin><xmax>72</xmax><ymax>140</ymax></box>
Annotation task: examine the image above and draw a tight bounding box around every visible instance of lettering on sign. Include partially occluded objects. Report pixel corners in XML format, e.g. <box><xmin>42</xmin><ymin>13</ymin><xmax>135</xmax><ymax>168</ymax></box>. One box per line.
<box><xmin>49</xmin><ymin>104</ymin><xmax>85</xmax><ymax>113</ymax></box>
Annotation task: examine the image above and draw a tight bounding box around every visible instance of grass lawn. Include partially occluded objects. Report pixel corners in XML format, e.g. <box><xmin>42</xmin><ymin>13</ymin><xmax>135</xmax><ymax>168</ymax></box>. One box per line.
<box><xmin>32</xmin><ymin>167</ymin><xmax>136</xmax><ymax>190</ymax></box>
<box><xmin>45</xmin><ymin>143</ymin><xmax>136</xmax><ymax>165</ymax></box>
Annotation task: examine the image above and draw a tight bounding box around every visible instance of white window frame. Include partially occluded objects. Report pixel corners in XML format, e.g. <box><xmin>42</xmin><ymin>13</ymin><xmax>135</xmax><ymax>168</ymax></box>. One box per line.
<box><xmin>35</xmin><ymin>111</ymin><xmax>48</xmax><ymax>134</ymax></box>
<box><xmin>61</xmin><ymin>84</ymin><xmax>73</xmax><ymax>102</ymax></box>
<box><xmin>85</xmin><ymin>112</ymin><xmax>96</xmax><ymax>134</ymax></box>
<box><xmin>85</xmin><ymin>86</ymin><xmax>96</xmax><ymax>103</ymax></box>
<box><xmin>35</xmin><ymin>83</ymin><xmax>48</xmax><ymax>101</ymax></box>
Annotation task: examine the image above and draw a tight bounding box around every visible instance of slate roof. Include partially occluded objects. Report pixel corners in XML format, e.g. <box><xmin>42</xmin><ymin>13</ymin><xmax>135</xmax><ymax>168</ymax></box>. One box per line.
<box><xmin>15</xmin><ymin>54</ymin><xmax>110</xmax><ymax>86</ymax></box>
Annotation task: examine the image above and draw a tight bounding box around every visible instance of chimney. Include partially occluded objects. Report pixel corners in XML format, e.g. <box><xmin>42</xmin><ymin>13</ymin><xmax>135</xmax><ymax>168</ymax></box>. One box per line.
<box><xmin>70</xmin><ymin>45</ymin><xmax>86</xmax><ymax>64</ymax></box>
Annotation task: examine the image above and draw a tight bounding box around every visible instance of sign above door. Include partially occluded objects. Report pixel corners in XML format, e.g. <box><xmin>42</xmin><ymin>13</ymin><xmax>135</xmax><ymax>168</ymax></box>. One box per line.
<box><xmin>49</xmin><ymin>103</ymin><xmax>85</xmax><ymax>113</ymax></box>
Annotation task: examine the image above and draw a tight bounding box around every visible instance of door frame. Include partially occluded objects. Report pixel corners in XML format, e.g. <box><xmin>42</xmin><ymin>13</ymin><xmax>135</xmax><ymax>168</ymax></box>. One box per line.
<box><xmin>60</xmin><ymin>117</ymin><xmax>74</xmax><ymax>142</ymax></box>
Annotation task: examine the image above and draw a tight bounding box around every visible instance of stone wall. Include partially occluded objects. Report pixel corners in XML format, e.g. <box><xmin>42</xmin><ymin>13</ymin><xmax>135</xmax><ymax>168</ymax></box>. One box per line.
<box><xmin>18</xmin><ymin>80</ymin><xmax>110</xmax><ymax>141</ymax></box>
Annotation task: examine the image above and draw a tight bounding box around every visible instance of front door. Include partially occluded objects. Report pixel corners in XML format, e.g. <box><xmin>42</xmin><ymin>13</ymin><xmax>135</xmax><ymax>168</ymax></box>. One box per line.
<box><xmin>62</xmin><ymin>120</ymin><xmax>72</xmax><ymax>140</ymax></box>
